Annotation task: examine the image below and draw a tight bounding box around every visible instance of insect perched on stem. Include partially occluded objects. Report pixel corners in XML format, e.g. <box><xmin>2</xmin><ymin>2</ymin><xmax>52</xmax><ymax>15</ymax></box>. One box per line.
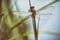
<box><xmin>29</xmin><ymin>0</ymin><xmax>38</xmax><ymax>40</ymax></box>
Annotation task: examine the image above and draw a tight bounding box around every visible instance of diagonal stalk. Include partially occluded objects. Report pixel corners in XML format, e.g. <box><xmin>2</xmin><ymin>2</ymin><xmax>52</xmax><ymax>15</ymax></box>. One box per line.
<box><xmin>10</xmin><ymin>15</ymin><xmax>31</xmax><ymax>31</ymax></box>
<box><xmin>37</xmin><ymin>0</ymin><xmax>60</xmax><ymax>12</ymax></box>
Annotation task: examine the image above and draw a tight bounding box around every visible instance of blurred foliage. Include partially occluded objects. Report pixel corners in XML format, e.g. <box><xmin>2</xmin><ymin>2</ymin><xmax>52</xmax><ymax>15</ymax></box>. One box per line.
<box><xmin>0</xmin><ymin>0</ymin><xmax>29</xmax><ymax>40</ymax></box>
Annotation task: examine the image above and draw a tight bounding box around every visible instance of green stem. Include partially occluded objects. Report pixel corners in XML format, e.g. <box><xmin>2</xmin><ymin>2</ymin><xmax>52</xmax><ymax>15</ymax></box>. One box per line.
<box><xmin>37</xmin><ymin>0</ymin><xmax>59</xmax><ymax>12</ymax></box>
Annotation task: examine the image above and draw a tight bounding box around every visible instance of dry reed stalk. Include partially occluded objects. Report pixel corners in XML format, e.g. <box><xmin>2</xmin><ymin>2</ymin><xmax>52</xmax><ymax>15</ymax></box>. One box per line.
<box><xmin>29</xmin><ymin>0</ymin><xmax>38</xmax><ymax>40</ymax></box>
<box><xmin>32</xmin><ymin>17</ymin><xmax>38</xmax><ymax>40</ymax></box>
<box><xmin>0</xmin><ymin>0</ymin><xmax>3</xmax><ymax>18</ymax></box>
<box><xmin>0</xmin><ymin>0</ymin><xmax>12</xmax><ymax>40</ymax></box>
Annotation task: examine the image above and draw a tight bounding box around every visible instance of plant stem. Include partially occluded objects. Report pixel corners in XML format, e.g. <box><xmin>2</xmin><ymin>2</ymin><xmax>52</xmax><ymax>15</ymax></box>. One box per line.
<box><xmin>32</xmin><ymin>16</ymin><xmax>38</xmax><ymax>40</ymax></box>
<box><xmin>0</xmin><ymin>0</ymin><xmax>3</xmax><ymax>18</ymax></box>
<box><xmin>29</xmin><ymin>0</ymin><xmax>38</xmax><ymax>40</ymax></box>
<box><xmin>37</xmin><ymin>0</ymin><xmax>59</xmax><ymax>12</ymax></box>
